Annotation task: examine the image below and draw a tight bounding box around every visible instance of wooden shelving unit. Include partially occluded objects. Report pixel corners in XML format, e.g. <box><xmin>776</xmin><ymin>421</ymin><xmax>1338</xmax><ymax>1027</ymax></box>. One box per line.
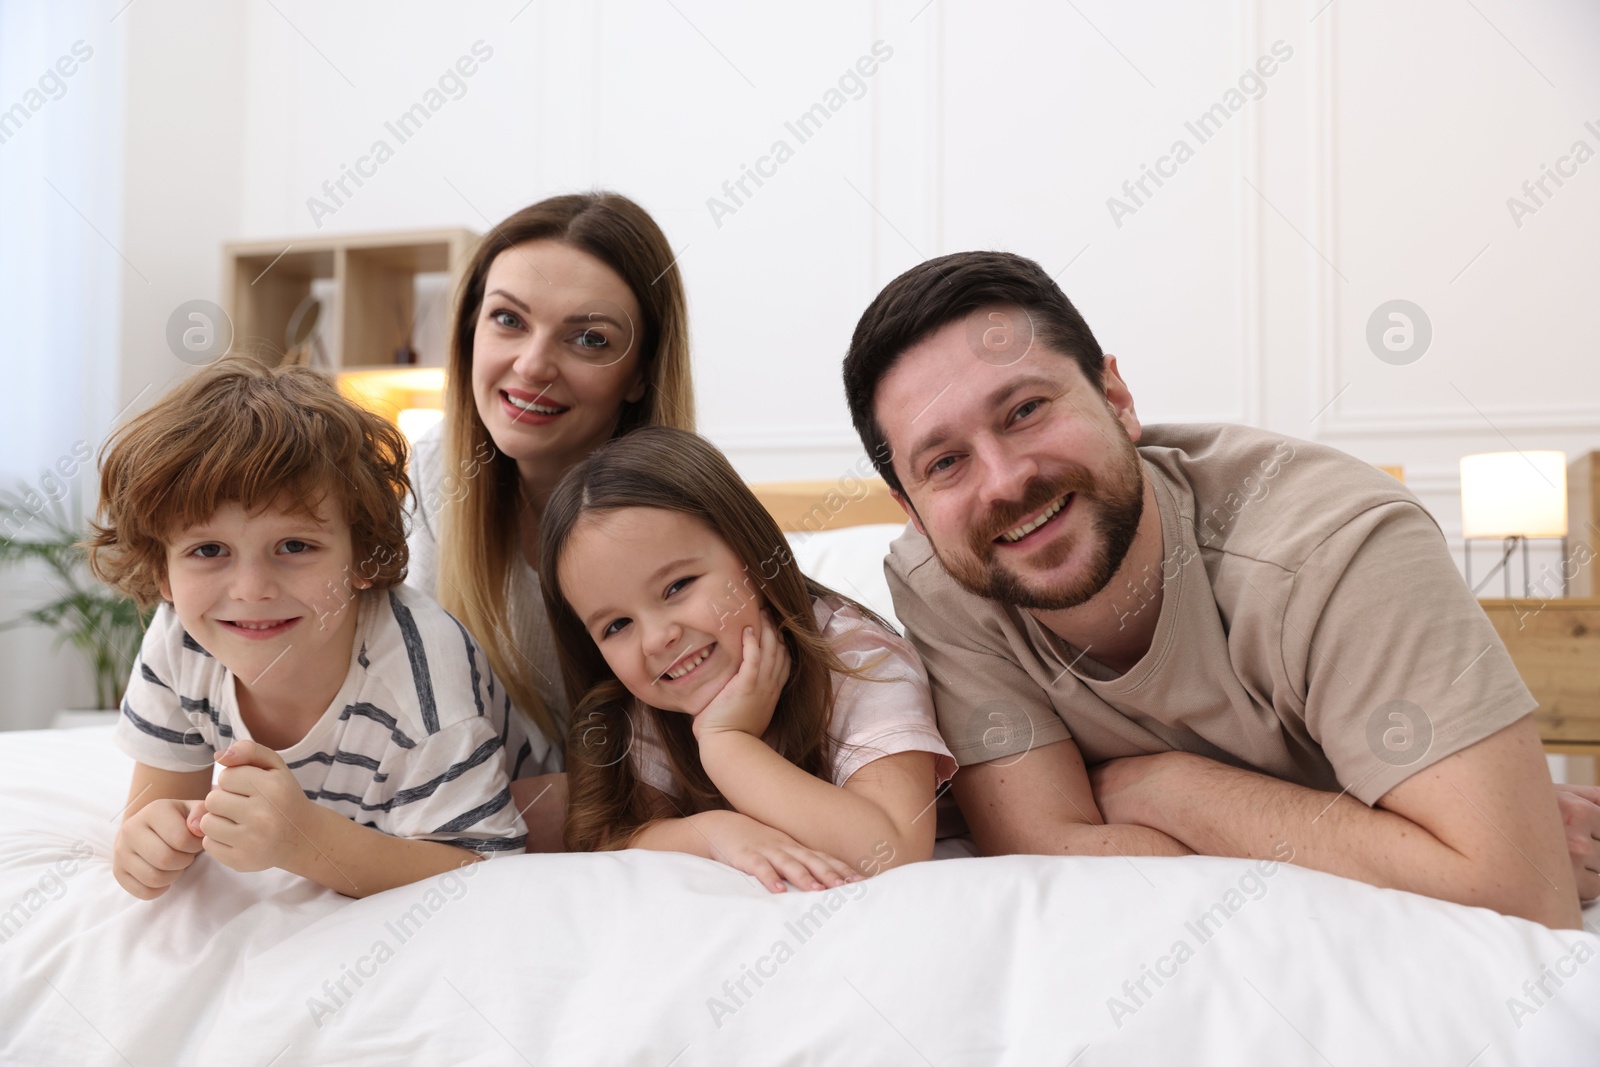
<box><xmin>221</xmin><ymin>228</ymin><xmax>479</xmax><ymax>429</ymax></box>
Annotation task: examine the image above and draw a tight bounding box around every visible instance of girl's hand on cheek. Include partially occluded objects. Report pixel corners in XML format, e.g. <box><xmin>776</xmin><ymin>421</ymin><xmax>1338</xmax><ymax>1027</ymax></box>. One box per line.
<box><xmin>693</xmin><ymin>611</ymin><xmax>790</xmax><ymax>742</ymax></box>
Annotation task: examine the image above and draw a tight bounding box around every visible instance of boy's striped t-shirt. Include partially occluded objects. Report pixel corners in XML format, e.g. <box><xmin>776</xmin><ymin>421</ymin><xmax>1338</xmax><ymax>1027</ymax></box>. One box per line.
<box><xmin>115</xmin><ymin>584</ymin><xmax>554</xmax><ymax>854</ymax></box>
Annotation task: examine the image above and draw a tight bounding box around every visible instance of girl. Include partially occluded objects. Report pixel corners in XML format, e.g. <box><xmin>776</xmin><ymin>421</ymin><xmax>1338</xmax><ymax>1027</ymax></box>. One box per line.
<box><xmin>539</xmin><ymin>427</ymin><xmax>955</xmax><ymax>892</ymax></box>
<box><xmin>406</xmin><ymin>192</ymin><xmax>696</xmax><ymax>847</ymax></box>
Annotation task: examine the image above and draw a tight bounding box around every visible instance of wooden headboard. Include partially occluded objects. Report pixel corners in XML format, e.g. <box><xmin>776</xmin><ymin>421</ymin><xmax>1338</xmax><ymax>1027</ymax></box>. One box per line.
<box><xmin>750</xmin><ymin>464</ymin><xmax>1404</xmax><ymax>534</ymax></box>
<box><xmin>748</xmin><ymin>463</ymin><xmax>1401</xmax><ymax>534</ymax></box>
<box><xmin>749</xmin><ymin>479</ymin><xmax>906</xmax><ymax>533</ymax></box>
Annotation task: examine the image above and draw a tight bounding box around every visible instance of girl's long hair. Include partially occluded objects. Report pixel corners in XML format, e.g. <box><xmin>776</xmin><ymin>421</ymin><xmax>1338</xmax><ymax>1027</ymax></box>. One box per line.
<box><xmin>436</xmin><ymin>192</ymin><xmax>694</xmax><ymax>746</ymax></box>
<box><xmin>539</xmin><ymin>427</ymin><xmax>893</xmax><ymax>852</ymax></box>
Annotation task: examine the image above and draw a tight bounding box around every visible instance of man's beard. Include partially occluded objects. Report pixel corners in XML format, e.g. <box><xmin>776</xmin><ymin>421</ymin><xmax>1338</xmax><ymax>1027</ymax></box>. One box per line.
<box><xmin>933</xmin><ymin>437</ymin><xmax>1145</xmax><ymax>611</ymax></box>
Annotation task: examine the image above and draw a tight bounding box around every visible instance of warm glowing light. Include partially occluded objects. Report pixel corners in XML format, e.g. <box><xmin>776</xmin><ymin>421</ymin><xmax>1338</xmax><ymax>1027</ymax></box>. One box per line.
<box><xmin>397</xmin><ymin>407</ymin><xmax>445</xmax><ymax>443</ymax></box>
<box><xmin>1459</xmin><ymin>451</ymin><xmax>1567</xmax><ymax>540</ymax></box>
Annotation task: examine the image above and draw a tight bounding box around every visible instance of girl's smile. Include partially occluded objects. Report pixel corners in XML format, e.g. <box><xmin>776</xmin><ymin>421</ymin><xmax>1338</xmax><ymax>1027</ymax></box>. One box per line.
<box><xmin>660</xmin><ymin>641</ymin><xmax>717</xmax><ymax>683</ymax></box>
<box><xmin>557</xmin><ymin>507</ymin><xmax>766</xmax><ymax>716</ymax></box>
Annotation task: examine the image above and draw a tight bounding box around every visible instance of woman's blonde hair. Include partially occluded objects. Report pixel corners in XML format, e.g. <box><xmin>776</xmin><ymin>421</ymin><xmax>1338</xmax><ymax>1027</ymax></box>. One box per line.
<box><xmin>437</xmin><ymin>192</ymin><xmax>695</xmax><ymax>746</ymax></box>
<box><xmin>537</xmin><ymin>427</ymin><xmax>893</xmax><ymax>852</ymax></box>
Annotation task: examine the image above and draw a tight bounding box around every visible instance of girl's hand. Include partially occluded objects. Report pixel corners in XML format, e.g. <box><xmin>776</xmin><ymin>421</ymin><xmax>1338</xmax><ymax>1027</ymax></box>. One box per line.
<box><xmin>113</xmin><ymin>798</ymin><xmax>207</xmax><ymax>900</ymax></box>
<box><xmin>693</xmin><ymin>611</ymin><xmax>790</xmax><ymax>741</ymax></box>
<box><xmin>693</xmin><ymin>809</ymin><xmax>860</xmax><ymax>893</ymax></box>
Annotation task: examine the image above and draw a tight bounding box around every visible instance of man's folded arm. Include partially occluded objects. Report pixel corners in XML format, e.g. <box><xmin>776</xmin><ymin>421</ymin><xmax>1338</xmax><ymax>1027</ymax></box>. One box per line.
<box><xmin>953</xmin><ymin>737</ymin><xmax>1192</xmax><ymax>858</ymax></box>
<box><xmin>1097</xmin><ymin>716</ymin><xmax>1579</xmax><ymax>928</ymax></box>
<box><xmin>1091</xmin><ymin>498</ymin><xmax>1579</xmax><ymax>927</ymax></box>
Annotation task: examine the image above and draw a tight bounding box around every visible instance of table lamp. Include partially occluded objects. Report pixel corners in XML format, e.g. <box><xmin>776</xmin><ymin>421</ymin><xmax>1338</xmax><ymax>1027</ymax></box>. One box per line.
<box><xmin>1459</xmin><ymin>450</ymin><xmax>1568</xmax><ymax>597</ymax></box>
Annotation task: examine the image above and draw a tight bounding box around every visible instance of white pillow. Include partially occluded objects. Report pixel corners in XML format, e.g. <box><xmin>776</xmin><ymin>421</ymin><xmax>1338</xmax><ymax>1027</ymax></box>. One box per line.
<box><xmin>785</xmin><ymin>522</ymin><xmax>910</xmax><ymax>631</ymax></box>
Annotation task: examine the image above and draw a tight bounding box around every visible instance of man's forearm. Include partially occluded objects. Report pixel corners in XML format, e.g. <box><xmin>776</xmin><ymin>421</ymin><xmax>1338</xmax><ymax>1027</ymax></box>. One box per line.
<box><xmin>950</xmin><ymin>740</ymin><xmax>1194</xmax><ymax>859</ymax></box>
<box><xmin>1048</xmin><ymin>821</ymin><xmax>1194</xmax><ymax>858</ymax></box>
<box><xmin>1122</xmin><ymin>754</ymin><xmax>1362</xmax><ymax>863</ymax></box>
<box><xmin>968</xmin><ymin>810</ymin><xmax>1193</xmax><ymax>858</ymax></box>
<box><xmin>1124</xmin><ymin>752</ymin><xmax>1579</xmax><ymax>926</ymax></box>
<box><xmin>956</xmin><ymin>778</ymin><xmax>1191</xmax><ymax>857</ymax></box>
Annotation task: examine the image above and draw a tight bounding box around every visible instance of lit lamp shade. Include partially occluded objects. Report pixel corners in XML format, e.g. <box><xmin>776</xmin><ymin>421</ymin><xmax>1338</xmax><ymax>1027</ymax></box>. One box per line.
<box><xmin>1459</xmin><ymin>451</ymin><xmax>1568</xmax><ymax>539</ymax></box>
<box><xmin>337</xmin><ymin>367</ymin><xmax>446</xmax><ymax>444</ymax></box>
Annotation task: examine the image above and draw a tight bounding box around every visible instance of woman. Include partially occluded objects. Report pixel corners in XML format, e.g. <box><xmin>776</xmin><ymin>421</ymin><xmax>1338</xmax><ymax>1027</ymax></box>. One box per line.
<box><xmin>407</xmin><ymin>192</ymin><xmax>695</xmax><ymax>846</ymax></box>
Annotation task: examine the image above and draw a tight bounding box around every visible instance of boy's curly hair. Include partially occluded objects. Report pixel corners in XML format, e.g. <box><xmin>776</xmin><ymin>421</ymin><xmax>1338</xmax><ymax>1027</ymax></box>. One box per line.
<box><xmin>86</xmin><ymin>355</ymin><xmax>411</xmax><ymax>606</ymax></box>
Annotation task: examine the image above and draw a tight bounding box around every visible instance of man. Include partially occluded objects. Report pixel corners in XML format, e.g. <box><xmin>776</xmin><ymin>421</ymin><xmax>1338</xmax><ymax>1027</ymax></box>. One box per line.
<box><xmin>843</xmin><ymin>250</ymin><xmax>1598</xmax><ymax>928</ymax></box>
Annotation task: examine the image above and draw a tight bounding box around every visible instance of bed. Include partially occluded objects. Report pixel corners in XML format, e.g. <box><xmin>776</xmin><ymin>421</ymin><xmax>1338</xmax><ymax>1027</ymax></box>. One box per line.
<box><xmin>2</xmin><ymin>481</ymin><xmax>1596</xmax><ymax>1065</ymax></box>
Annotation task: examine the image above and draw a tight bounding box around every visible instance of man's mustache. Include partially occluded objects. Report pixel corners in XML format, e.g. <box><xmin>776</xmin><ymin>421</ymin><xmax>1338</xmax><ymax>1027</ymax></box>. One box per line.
<box><xmin>971</xmin><ymin>466</ymin><xmax>1098</xmax><ymax>550</ymax></box>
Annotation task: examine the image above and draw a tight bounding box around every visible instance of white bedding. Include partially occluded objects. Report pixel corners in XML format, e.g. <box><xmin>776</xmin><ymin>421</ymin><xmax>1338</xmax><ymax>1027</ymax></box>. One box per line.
<box><xmin>1</xmin><ymin>725</ymin><xmax>1596</xmax><ymax>1065</ymax></box>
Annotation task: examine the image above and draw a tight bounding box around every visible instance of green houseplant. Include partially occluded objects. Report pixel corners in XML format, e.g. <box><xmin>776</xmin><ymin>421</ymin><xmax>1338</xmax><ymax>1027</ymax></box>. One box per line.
<box><xmin>0</xmin><ymin>485</ymin><xmax>152</xmax><ymax>710</ymax></box>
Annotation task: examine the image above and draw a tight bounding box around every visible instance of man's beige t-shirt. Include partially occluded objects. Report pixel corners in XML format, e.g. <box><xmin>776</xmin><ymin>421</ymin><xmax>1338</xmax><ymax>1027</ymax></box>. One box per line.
<box><xmin>885</xmin><ymin>423</ymin><xmax>1535</xmax><ymax>806</ymax></box>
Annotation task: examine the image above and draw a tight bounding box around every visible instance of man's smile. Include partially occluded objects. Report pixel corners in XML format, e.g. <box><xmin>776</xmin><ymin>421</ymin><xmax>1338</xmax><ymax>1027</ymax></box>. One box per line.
<box><xmin>995</xmin><ymin>494</ymin><xmax>1074</xmax><ymax>545</ymax></box>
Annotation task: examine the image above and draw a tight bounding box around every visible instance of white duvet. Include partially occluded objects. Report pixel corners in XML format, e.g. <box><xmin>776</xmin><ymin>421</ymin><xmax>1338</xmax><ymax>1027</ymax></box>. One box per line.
<box><xmin>1</xmin><ymin>725</ymin><xmax>1596</xmax><ymax>1066</ymax></box>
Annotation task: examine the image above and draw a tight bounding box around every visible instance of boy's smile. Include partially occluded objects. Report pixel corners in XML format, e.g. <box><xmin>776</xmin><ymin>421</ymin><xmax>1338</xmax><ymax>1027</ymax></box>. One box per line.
<box><xmin>158</xmin><ymin>495</ymin><xmax>366</xmax><ymax>714</ymax></box>
<box><xmin>218</xmin><ymin>617</ymin><xmax>300</xmax><ymax>639</ymax></box>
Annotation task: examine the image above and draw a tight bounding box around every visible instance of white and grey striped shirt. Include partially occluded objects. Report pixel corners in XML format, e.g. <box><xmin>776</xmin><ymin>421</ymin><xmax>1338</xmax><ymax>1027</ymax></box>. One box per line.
<box><xmin>115</xmin><ymin>584</ymin><xmax>553</xmax><ymax>854</ymax></box>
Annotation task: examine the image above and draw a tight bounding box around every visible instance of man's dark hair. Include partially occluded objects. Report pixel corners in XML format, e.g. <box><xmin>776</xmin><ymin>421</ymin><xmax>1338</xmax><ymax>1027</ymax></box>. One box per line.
<box><xmin>843</xmin><ymin>251</ymin><xmax>1106</xmax><ymax>495</ymax></box>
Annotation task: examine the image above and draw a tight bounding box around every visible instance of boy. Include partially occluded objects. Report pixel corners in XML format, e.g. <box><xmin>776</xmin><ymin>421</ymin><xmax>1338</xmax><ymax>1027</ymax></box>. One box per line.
<box><xmin>89</xmin><ymin>357</ymin><xmax>550</xmax><ymax>900</ymax></box>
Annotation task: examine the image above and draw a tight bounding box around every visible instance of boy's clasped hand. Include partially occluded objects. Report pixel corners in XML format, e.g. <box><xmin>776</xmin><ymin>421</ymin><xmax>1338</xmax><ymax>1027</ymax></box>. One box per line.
<box><xmin>113</xmin><ymin>739</ymin><xmax>310</xmax><ymax>899</ymax></box>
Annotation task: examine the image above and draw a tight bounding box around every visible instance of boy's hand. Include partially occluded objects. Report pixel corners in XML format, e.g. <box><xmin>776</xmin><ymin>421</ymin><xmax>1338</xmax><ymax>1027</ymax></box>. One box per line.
<box><xmin>693</xmin><ymin>612</ymin><xmax>791</xmax><ymax>742</ymax></box>
<box><xmin>113</xmin><ymin>798</ymin><xmax>206</xmax><ymax>900</ymax></box>
<box><xmin>198</xmin><ymin>740</ymin><xmax>315</xmax><ymax>874</ymax></box>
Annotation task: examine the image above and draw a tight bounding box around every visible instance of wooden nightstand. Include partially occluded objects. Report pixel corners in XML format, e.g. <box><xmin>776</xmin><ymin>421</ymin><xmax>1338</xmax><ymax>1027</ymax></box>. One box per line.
<box><xmin>1481</xmin><ymin>598</ymin><xmax>1600</xmax><ymax>763</ymax></box>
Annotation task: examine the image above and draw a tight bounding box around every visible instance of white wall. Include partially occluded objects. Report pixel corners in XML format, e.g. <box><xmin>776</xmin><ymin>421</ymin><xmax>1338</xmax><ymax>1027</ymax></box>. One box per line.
<box><xmin>115</xmin><ymin>0</ymin><xmax>249</xmax><ymax>432</ymax></box>
<box><xmin>111</xmin><ymin>1</ymin><xmax>1600</xmax><ymax>537</ymax></box>
<box><xmin>8</xmin><ymin>0</ymin><xmax>1586</xmax><ymax>729</ymax></box>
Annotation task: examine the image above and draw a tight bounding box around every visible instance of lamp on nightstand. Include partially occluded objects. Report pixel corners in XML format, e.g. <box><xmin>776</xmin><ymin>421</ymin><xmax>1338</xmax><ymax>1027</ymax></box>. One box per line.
<box><xmin>1460</xmin><ymin>450</ymin><xmax>1568</xmax><ymax>597</ymax></box>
